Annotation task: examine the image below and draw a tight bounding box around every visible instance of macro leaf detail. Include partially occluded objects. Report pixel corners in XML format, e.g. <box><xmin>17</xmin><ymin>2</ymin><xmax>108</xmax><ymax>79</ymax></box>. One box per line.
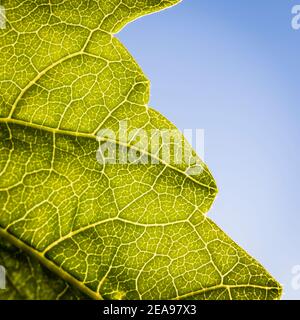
<box><xmin>0</xmin><ymin>0</ymin><xmax>281</xmax><ymax>300</ymax></box>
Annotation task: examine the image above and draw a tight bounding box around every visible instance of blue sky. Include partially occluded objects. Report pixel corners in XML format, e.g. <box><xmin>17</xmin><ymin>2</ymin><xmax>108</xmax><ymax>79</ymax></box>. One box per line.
<box><xmin>118</xmin><ymin>0</ymin><xmax>300</xmax><ymax>299</ymax></box>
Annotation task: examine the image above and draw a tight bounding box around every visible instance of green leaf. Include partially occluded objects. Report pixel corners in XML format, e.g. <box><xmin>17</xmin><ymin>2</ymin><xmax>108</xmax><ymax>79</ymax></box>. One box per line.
<box><xmin>0</xmin><ymin>238</ymin><xmax>87</xmax><ymax>300</ymax></box>
<box><xmin>0</xmin><ymin>0</ymin><xmax>281</xmax><ymax>300</ymax></box>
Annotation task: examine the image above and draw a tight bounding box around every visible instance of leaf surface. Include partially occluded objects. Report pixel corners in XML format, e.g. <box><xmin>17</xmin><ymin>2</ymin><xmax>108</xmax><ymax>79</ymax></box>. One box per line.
<box><xmin>0</xmin><ymin>0</ymin><xmax>281</xmax><ymax>300</ymax></box>
<box><xmin>0</xmin><ymin>238</ymin><xmax>86</xmax><ymax>299</ymax></box>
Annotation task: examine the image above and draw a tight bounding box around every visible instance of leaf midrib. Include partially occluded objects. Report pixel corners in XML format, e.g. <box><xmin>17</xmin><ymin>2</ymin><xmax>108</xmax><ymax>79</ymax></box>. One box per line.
<box><xmin>0</xmin><ymin>226</ymin><xmax>104</xmax><ymax>300</ymax></box>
